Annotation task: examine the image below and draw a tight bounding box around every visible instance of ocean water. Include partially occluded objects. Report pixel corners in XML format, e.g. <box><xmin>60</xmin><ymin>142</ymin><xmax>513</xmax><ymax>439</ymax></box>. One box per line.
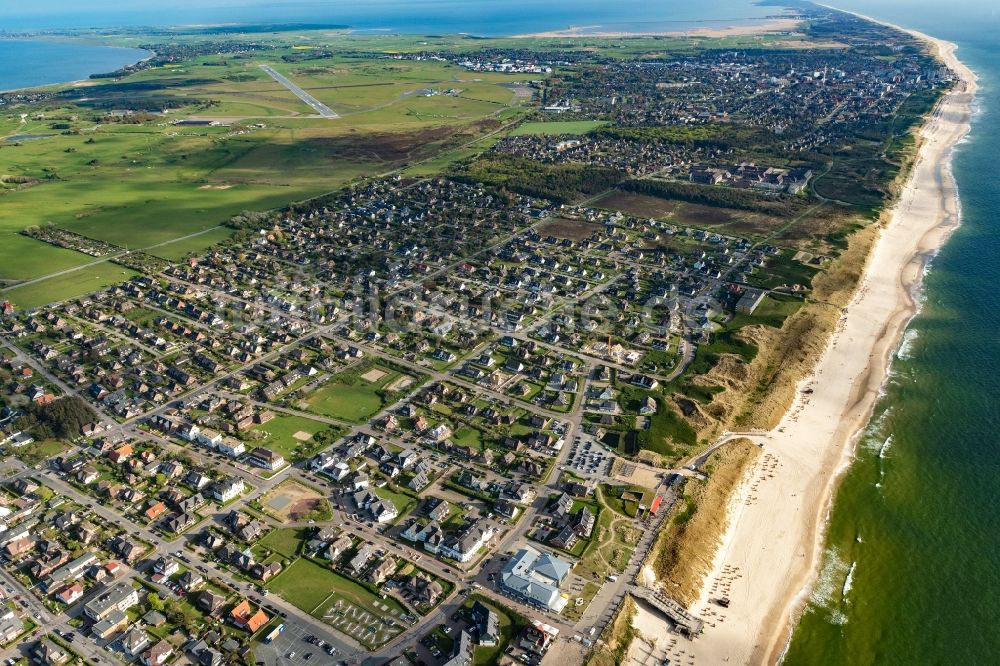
<box><xmin>0</xmin><ymin>0</ymin><xmax>790</xmax><ymax>91</ymax></box>
<box><xmin>3</xmin><ymin>0</ymin><xmax>782</xmax><ymax>35</ymax></box>
<box><xmin>783</xmin><ymin>1</ymin><xmax>1000</xmax><ymax>664</ymax></box>
<box><xmin>0</xmin><ymin>40</ymin><xmax>151</xmax><ymax>91</ymax></box>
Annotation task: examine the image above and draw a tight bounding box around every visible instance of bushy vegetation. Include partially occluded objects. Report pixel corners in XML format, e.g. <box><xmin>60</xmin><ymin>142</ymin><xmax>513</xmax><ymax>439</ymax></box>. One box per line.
<box><xmin>649</xmin><ymin>439</ymin><xmax>761</xmax><ymax>605</ymax></box>
<box><xmin>621</xmin><ymin>178</ymin><xmax>798</xmax><ymax>215</ymax></box>
<box><xmin>460</xmin><ymin>155</ymin><xmax>626</xmax><ymax>203</ymax></box>
<box><xmin>595</xmin><ymin>122</ymin><xmax>774</xmax><ymax>150</ymax></box>
<box><xmin>14</xmin><ymin>396</ymin><xmax>97</xmax><ymax>440</ymax></box>
<box><xmin>228</xmin><ymin>209</ymin><xmax>280</xmax><ymax>230</ymax></box>
<box><xmin>586</xmin><ymin>595</ymin><xmax>638</xmax><ymax>666</ymax></box>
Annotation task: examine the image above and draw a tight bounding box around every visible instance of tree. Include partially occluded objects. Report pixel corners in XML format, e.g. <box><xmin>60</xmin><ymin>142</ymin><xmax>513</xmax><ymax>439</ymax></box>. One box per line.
<box><xmin>146</xmin><ymin>592</ymin><xmax>165</xmax><ymax>612</ymax></box>
<box><xmin>34</xmin><ymin>396</ymin><xmax>97</xmax><ymax>439</ymax></box>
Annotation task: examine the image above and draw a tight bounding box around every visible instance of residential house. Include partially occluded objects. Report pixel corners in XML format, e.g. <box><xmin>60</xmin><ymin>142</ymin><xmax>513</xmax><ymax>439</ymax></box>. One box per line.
<box><xmin>140</xmin><ymin>639</ymin><xmax>173</xmax><ymax>666</ymax></box>
<box><xmin>247</xmin><ymin>447</ymin><xmax>285</xmax><ymax>471</ymax></box>
<box><xmin>229</xmin><ymin>600</ymin><xmax>268</xmax><ymax>633</ymax></box>
<box><xmin>348</xmin><ymin>544</ymin><xmax>375</xmax><ymax>576</ymax></box>
<box><xmin>83</xmin><ymin>581</ymin><xmax>139</xmax><ymax>621</ymax></box>
<box><xmin>210</xmin><ymin>477</ymin><xmax>245</xmax><ymax>503</ymax></box>
<box><xmin>368</xmin><ymin>557</ymin><xmax>396</xmax><ymax>585</ymax></box>
<box><xmin>471</xmin><ymin>600</ymin><xmax>500</xmax><ymax>647</ymax></box>
<box><xmin>91</xmin><ymin>609</ymin><xmax>128</xmax><ymax>639</ymax></box>
<box><xmin>197</xmin><ymin>591</ymin><xmax>227</xmax><ymax>616</ymax></box>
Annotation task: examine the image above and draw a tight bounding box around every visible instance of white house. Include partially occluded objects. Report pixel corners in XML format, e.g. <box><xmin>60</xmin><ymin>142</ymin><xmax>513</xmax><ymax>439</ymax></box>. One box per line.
<box><xmin>211</xmin><ymin>478</ymin><xmax>245</xmax><ymax>503</ymax></box>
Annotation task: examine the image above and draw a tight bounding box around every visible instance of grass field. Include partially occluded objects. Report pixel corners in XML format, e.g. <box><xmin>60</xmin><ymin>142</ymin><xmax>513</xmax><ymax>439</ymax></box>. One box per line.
<box><xmin>10</xmin><ymin>439</ymin><xmax>69</xmax><ymax>466</ymax></box>
<box><xmin>4</xmin><ymin>263</ymin><xmax>139</xmax><ymax>309</ymax></box>
<box><xmin>149</xmin><ymin>226</ymin><xmax>235</xmax><ymax>260</ymax></box>
<box><xmin>510</xmin><ymin>120</ymin><xmax>608</xmax><ymax>136</ymax></box>
<box><xmin>249</xmin><ymin>414</ymin><xmax>333</xmax><ymax>461</ymax></box>
<box><xmin>304</xmin><ymin>363</ymin><xmax>406</xmax><ymax>423</ymax></box>
<box><xmin>0</xmin><ymin>43</ymin><xmax>534</xmax><ymax>308</ymax></box>
<box><xmin>267</xmin><ymin>557</ymin><xmax>408</xmax><ymax>646</ymax></box>
<box><xmin>267</xmin><ymin>558</ymin><xmax>345</xmax><ymax>613</ymax></box>
<box><xmin>255</xmin><ymin>527</ymin><xmax>308</xmax><ymax>560</ymax></box>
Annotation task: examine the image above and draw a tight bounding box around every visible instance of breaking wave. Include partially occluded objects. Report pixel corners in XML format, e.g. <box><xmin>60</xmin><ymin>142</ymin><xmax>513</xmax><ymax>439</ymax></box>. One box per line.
<box><xmin>810</xmin><ymin>546</ymin><xmax>852</xmax><ymax>610</ymax></box>
<box><xmin>896</xmin><ymin>327</ymin><xmax>919</xmax><ymax>360</ymax></box>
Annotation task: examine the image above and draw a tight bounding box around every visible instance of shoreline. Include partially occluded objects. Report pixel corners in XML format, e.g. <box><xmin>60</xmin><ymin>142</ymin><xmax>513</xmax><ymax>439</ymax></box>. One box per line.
<box><xmin>678</xmin><ymin>19</ymin><xmax>977</xmax><ymax>666</ymax></box>
<box><xmin>512</xmin><ymin>17</ymin><xmax>802</xmax><ymax>39</ymax></box>
<box><xmin>0</xmin><ymin>39</ymin><xmax>152</xmax><ymax>94</ymax></box>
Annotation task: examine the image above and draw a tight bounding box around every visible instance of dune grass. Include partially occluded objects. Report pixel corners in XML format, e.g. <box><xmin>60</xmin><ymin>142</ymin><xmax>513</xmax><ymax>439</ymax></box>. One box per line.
<box><xmin>649</xmin><ymin>438</ymin><xmax>761</xmax><ymax>606</ymax></box>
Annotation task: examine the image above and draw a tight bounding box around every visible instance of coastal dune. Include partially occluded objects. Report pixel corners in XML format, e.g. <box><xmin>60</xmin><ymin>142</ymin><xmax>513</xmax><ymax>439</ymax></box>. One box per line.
<box><xmin>679</xmin><ymin>27</ymin><xmax>977</xmax><ymax>666</ymax></box>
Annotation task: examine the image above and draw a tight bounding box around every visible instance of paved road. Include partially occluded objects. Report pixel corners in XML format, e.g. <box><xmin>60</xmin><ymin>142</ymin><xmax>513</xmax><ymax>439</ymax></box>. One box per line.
<box><xmin>260</xmin><ymin>64</ymin><xmax>339</xmax><ymax>119</ymax></box>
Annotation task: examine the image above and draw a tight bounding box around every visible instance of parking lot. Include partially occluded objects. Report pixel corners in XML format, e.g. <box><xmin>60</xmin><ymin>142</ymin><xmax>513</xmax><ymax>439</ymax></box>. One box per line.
<box><xmin>565</xmin><ymin>437</ymin><xmax>614</xmax><ymax>477</ymax></box>
<box><xmin>255</xmin><ymin>620</ymin><xmax>344</xmax><ymax>666</ymax></box>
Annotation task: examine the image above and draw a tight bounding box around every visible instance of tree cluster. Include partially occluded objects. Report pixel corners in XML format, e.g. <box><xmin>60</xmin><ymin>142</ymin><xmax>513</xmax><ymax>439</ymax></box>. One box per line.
<box><xmin>14</xmin><ymin>396</ymin><xmax>97</xmax><ymax>440</ymax></box>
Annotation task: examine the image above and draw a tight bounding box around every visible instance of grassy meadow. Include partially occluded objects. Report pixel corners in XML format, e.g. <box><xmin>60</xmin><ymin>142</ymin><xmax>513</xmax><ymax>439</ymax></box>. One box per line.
<box><xmin>0</xmin><ymin>39</ymin><xmax>540</xmax><ymax>308</ymax></box>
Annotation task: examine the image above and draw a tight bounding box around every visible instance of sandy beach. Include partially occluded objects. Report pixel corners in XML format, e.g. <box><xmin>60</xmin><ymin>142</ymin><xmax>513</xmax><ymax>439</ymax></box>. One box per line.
<box><xmin>513</xmin><ymin>17</ymin><xmax>801</xmax><ymax>39</ymax></box>
<box><xmin>664</xmin><ymin>23</ymin><xmax>979</xmax><ymax>666</ymax></box>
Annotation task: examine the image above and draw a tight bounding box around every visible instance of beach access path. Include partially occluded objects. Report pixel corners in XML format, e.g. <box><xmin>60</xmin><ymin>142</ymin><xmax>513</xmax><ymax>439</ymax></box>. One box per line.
<box><xmin>672</xmin><ymin>26</ymin><xmax>977</xmax><ymax>666</ymax></box>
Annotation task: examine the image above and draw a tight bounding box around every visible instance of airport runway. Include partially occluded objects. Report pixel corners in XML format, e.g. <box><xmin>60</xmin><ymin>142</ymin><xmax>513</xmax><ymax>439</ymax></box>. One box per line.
<box><xmin>259</xmin><ymin>64</ymin><xmax>339</xmax><ymax>118</ymax></box>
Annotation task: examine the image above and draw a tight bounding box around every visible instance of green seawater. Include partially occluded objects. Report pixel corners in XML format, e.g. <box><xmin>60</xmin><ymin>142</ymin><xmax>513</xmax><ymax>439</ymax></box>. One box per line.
<box><xmin>785</xmin><ymin>2</ymin><xmax>1000</xmax><ymax>664</ymax></box>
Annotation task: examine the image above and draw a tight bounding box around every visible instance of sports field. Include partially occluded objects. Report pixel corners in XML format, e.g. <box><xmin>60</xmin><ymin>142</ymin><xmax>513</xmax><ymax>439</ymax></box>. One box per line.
<box><xmin>249</xmin><ymin>414</ymin><xmax>332</xmax><ymax>461</ymax></box>
<box><xmin>303</xmin><ymin>363</ymin><xmax>411</xmax><ymax>423</ymax></box>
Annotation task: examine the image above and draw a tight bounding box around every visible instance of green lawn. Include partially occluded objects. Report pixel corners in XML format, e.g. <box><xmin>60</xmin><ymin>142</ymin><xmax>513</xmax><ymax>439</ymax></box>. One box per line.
<box><xmin>267</xmin><ymin>558</ymin><xmax>342</xmax><ymax>613</ymax></box>
<box><xmin>461</xmin><ymin>595</ymin><xmax>527</xmax><ymax>663</ymax></box>
<box><xmin>451</xmin><ymin>426</ymin><xmax>483</xmax><ymax>449</ymax></box>
<box><xmin>600</xmin><ymin>484</ymin><xmax>648</xmax><ymax>518</ymax></box>
<box><xmin>728</xmin><ymin>293</ymin><xmax>804</xmax><ymax>330</ymax></box>
<box><xmin>11</xmin><ymin>439</ymin><xmax>68</xmax><ymax>466</ymax></box>
<box><xmin>304</xmin><ymin>363</ymin><xmax>406</xmax><ymax>423</ymax></box>
<box><xmin>268</xmin><ymin>557</ymin><xmax>407</xmax><ymax>618</ymax></box>
<box><xmin>250</xmin><ymin>414</ymin><xmax>333</xmax><ymax>461</ymax></box>
<box><xmin>510</xmin><ymin>120</ymin><xmax>608</xmax><ymax>136</ymax></box>
<box><xmin>374</xmin><ymin>486</ymin><xmax>417</xmax><ymax>521</ymax></box>
<box><xmin>4</xmin><ymin>263</ymin><xmax>140</xmax><ymax>309</ymax></box>
<box><xmin>149</xmin><ymin>226</ymin><xmax>236</xmax><ymax>260</ymax></box>
<box><xmin>256</xmin><ymin>527</ymin><xmax>308</xmax><ymax>560</ymax></box>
